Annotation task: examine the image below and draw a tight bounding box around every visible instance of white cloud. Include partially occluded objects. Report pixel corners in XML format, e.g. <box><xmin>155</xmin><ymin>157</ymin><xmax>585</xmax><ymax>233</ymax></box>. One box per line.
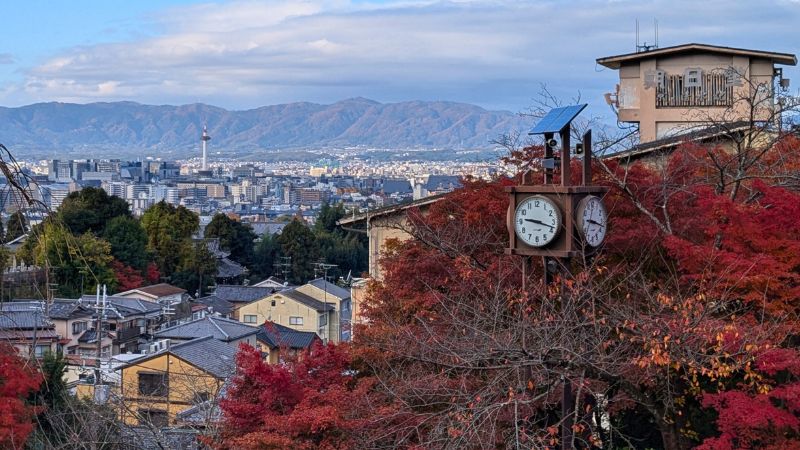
<box><xmin>5</xmin><ymin>0</ymin><xmax>800</xmax><ymax>112</ymax></box>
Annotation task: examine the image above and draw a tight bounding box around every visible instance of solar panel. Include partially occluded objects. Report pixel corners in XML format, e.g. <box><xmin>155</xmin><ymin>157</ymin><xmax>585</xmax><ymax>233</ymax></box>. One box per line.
<box><xmin>528</xmin><ymin>104</ymin><xmax>588</xmax><ymax>135</ymax></box>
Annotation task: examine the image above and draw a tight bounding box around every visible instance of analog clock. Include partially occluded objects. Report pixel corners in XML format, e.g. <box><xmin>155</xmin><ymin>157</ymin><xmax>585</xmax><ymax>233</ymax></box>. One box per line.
<box><xmin>576</xmin><ymin>195</ymin><xmax>607</xmax><ymax>247</ymax></box>
<box><xmin>514</xmin><ymin>195</ymin><xmax>561</xmax><ymax>247</ymax></box>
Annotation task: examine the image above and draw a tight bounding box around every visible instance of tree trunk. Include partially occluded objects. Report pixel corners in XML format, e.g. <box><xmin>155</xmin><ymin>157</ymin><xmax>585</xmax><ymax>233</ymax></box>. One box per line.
<box><xmin>659</xmin><ymin>423</ymin><xmax>688</xmax><ymax>450</ymax></box>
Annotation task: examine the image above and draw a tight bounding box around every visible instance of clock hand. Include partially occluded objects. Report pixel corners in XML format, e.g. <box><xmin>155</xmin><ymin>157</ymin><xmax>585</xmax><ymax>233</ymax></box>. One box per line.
<box><xmin>524</xmin><ymin>218</ymin><xmax>554</xmax><ymax>230</ymax></box>
<box><xmin>587</xmin><ymin>219</ymin><xmax>605</xmax><ymax>228</ymax></box>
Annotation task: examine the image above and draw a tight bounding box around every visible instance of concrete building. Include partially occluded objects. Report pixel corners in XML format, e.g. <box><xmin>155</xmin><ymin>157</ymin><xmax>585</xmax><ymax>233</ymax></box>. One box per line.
<box><xmin>597</xmin><ymin>43</ymin><xmax>797</xmax><ymax>144</ymax></box>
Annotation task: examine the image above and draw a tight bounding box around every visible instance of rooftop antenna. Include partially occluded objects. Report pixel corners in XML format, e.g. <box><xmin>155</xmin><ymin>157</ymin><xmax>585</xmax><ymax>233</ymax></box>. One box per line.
<box><xmin>635</xmin><ymin>18</ymin><xmax>659</xmax><ymax>53</ymax></box>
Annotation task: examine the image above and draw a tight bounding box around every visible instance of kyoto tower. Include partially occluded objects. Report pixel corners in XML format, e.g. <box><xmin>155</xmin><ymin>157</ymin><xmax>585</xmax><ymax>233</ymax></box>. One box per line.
<box><xmin>201</xmin><ymin>125</ymin><xmax>211</xmax><ymax>170</ymax></box>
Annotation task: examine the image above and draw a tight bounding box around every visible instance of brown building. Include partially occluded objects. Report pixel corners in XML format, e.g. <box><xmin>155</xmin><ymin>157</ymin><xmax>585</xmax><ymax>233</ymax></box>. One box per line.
<box><xmin>597</xmin><ymin>43</ymin><xmax>797</xmax><ymax>144</ymax></box>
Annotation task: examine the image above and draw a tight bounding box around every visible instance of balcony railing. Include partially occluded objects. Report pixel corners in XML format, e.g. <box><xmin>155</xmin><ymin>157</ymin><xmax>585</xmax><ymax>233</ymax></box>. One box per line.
<box><xmin>656</xmin><ymin>73</ymin><xmax>733</xmax><ymax>108</ymax></box>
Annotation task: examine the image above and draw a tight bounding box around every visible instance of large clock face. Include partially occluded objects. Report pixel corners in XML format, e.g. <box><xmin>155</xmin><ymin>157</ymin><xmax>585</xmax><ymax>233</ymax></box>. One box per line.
<box><xmin>514</xmin><ymin>195</ymin><xmax>561</xmax><ymax>247</ymax></box>
<box><xmin>577</xmin><ymin>195</ymin><xmax>608</xmax><ymax>247</ymax></box>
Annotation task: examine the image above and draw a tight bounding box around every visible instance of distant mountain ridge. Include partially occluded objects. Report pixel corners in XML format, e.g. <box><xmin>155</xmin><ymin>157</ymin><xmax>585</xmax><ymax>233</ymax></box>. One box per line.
<box><xmin>0</xmin><ymin>98</ymin><xmax>528</xmax><ymax>155</ymax></box>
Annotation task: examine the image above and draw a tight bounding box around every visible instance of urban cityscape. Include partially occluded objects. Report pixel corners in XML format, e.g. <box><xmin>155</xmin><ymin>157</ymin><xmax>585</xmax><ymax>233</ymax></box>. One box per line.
<box><xmin>1</xmin><ymin>1</ymin><xmax>800</xmax><ymax>449</ymax></box>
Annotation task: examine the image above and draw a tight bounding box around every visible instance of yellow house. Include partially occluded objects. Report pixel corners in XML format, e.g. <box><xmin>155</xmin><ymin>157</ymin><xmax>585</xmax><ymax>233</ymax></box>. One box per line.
<box><xmin>237</xmin><ymin>286</ymin><xmax>339</xmax><ymax>343</ymax></box>
<box><xmin>117</xmin><ymin>336</ymin><xmax>236</xmax><ymax>427</ymax></box>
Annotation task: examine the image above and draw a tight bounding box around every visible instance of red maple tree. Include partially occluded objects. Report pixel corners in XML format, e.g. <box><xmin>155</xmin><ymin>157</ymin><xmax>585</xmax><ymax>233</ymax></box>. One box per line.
<box><xmin>0</xmin><ymin>344</ymin><xmax>42</xmax><ymax>448</ymax></box>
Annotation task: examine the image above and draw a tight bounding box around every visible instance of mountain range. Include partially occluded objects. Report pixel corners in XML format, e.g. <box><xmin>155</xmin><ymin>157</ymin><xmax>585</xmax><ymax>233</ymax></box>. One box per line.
<box><xmin>0</xmin><ymin>98</ymin><xmax>529</xmax><ymax>158</ymax></box>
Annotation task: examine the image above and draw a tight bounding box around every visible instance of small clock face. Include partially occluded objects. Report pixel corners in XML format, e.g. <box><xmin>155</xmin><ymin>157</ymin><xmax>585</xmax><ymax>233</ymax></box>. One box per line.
<box><xmin>514</xmin><ymin>195</ymin><xmax>561</xmax><ymax>247</ymax></box>
<box><xmin>577</xmin><ymin>195</ymin><xmax>608</xmax><ymax>247</ymax></box>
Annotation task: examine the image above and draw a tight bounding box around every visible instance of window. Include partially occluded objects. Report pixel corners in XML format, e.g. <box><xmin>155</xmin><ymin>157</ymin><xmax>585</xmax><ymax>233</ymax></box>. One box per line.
<box><xmin>138</xmin><ymin>372</ymin><xmax>168</xmax><ymax>397</ymax></box>
<box><xmin>684</xmin><ymin>68</ymin><xmax>703</xmax><ymax>88</ymax></box>
<box><xmin>243</xmin><ymin>314</ymin><xmax>258</xmax><ymax>324</ymax></box>
<box><xmin>289</xmin><ymin>316</ymin><xmax>303</xmax><ymax>326</ymax></box>
<box><xmin>318</xmin><ymin>313</ymin><xmax>328</xmax><ymax>327</ymax></box>
<box><xmin>34</xmin><ymin>345</ymin><xmax>50</xmax><ymax>357</ymax></box>
<box><xmin>271</xmin><ymin>300</ymin><xmax>276</xmax><ymax>307</ymax></box>
<box><xmin>72</xmin><ymin>321</ymin><xmax>87</xmax><ymax>335</ymax></box>
<box><xmin>192</xmin><ymin>392</ymin><xmax>210</xmax><ymax>404</ymax></box>
<box><xmin>139</xmin><ymin>409</ymin><xmax>168</xmax><ymax>428</ymax></box>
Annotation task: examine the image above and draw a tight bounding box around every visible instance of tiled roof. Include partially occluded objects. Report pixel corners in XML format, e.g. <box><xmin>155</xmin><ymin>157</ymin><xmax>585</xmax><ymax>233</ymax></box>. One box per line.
<box><xmin>169</xmin><ymin>336</ymin><xmax>238</xmax><ymax>378</ymax></box>
<box><xmin>280</xmin><ymin>289</ymin><xmax>335</xmax><ymax>312</ymax></box>
<box><xmin>217</xmin><ymin>257</ymin><xmax>247</xmax><ymax>279</ymax></box>
<box><xmin>213</xmin><ymin>285</ymin><xmax>274</xmax><ymax>304</ymax></box>
<box><xmin>0</xmin><ymin>304</ymin><xmax>52</xmax><ymax>329</ymax></box>
<box><xmin>125</xmin><ymin>283</ymin><xmax>186</xmax><ymax>298</ymax></box>
<box><xmin>256</xmin><ymin>321</ymin><xmax>320</xmax><ymax>349</ymax></box>
<box><xmin>77</xmin><ymin>329</ymin><xmax>110</xmax><ymax>343</ymax></box>
<box><xmin>194</xmin><ymin>295</ymin><xmax>235</xmax><ymax>316</ymax></box>
<box><xmin>153</xmin><ymin>316</ymin><xmax>258</xmax><ymax>342</ymax></box>
<box><xmin>124</xmin><ymin>336</ymin><xmax>238</xmax><ymax>379</ymax></box>
<box><xmin>307</xmin><ymin>278</ymin><xmax>351</xmax><ymax>300</ymax></box>
<box><xmin>79</xmin><ymin>295</ymin><xmax>162</xmax><ymax>318</ymax></box>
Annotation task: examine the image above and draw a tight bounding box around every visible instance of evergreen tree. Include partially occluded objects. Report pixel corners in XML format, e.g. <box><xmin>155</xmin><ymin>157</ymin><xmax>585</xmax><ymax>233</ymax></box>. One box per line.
<box><xmin>251</xmin><ymin>233</ymin><xmax>281</xmax><ymax>281</ymax></box>
<box><xmin>5</xmin><ymin>210</ymin><xmax>26</xmax><ymax>242</ymax></box>
<box><xmin>57</xmin><ymin>187</ymin><xmax>131</xmax><ymax>235</ymax></box>
<box><xmin>276</xmin><ymin>218</ymin><xmax>319</xmax><ymax>284</ymax></box>
<box><xmin>204</xmin><ymin>213</ymin><xmax>257</xmax><ymax>268</ymax></box>
<box><xmin>171</xmin><ymin>241</ymin><xmax>218</xmax><ymax>297</ymax></box>
<box><xmin>103</xmin><ymin>216</ymin><xmax>149</xmax><ymax>270</ymax></box>
<box><xmin>140</xmin><ymin>201</ymin><xmax>199</xmax><ymax>276</ymax></box>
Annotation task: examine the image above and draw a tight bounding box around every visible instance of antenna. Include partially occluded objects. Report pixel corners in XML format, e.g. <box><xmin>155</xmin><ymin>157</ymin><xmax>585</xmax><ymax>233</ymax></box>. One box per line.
<box><xmin>636</xmin><ymin>19</ymin><xmax>640</xmax><ymax>52</ymax></box>
<box><xmin>654</xmin><ymin>18</ymin><xmax>659</xmax><ymax>49</ymax></box>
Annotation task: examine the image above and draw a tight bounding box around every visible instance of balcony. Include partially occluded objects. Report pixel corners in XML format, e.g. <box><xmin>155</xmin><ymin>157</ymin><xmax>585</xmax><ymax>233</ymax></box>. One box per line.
<box><xmin>113</xmin><ymin>327</ymin><xmax>143</xmax><ymax>344</ymax></box>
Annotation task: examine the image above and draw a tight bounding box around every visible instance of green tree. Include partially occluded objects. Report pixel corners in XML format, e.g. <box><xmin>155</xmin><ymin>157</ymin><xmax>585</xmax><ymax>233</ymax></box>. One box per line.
<box><xmin>204</xmin><ymin>213</ymin><xmax>257</xmax><ymax>268</ymax></box>
<box><xmin>250</xmin><ymin>233</ymin><xmax>282</xmax><ymax>281</ymax></box>
<box><xmin>103</xmin><ymin>216</ymin><xmax>149</xmax><ymax>270</ymax></box>
<box><xmin>6</xmin><ymin>210</ymin><xmax>27</xmax><ymax>242</ymax></box>
<box><xmin>21</xmin><ymin>222</ymin><xmax>116</xmax><ymax>297</ymax></box>
<box><xmin>314</xmin><ymin>201</ymin><xmax>346</xmax><ymax>234</ymax></box>
<box><xmin>57</xmin><ymin>187</ymin><xmax>131</xmax><ymax>235</ymax></box>
<box><xmin>276</xmin><ymin>218</ymin><xmax>319</xmax><ymax>284</ymax></box>
<box><xmin>140</xmin><ymin>201</ymin><xmax>199</xmax><ymax>276</ymax></box>
<box><xmin>171</xmin><ymin>241</ymin><xmax>218</xmax><ymax>297</ymax></box>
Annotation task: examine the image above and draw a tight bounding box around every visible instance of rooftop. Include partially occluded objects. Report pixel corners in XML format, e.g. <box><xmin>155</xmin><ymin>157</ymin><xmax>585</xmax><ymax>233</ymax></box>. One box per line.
<box><xmin>213</xmin><ymin>285</ymin><xmax>275</xmax><ymax>304</ymax></box>
<box><xmin>307</xmin><ymin>278</ymin><xmax>351</xmax><ymax>301</ymax></box>
<box><xmin>279</xmin><ymin>288</ymin><xmax>335</xmax><ymax>312</ymax></box>
<box><xmin>153</xmin><ymin>316</ymin><xmax>259</xmax><ymax>342</ymax></box>
<box><xmin>257</xmin><ymin>321</ymin><xmax>320</xmax><ymax>349</ymax></box>
<box><xmin>597</xmin><ymin>43</ymin><xmax>797</xmax><ymax>69</ymax></box>
<box><xmin>120</xmin><ymin>283</ymin><xmax>186</xmax><ymax>298</ymax></box>
<box><xmin>125</xmin><ymin>336</ymin><xmax>237</xmax><ymax>379</ymax></box>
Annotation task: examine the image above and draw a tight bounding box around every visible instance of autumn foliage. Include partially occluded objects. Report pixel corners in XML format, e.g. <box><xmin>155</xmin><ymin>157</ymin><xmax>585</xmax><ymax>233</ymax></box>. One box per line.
<box><xmin>217</xmin><ymin>135</ymin><xmax>800</xmax><ymax>449</ymax></box>
<box><xmin>0</xmin><ymin>344</ymin><xmax>42</xmax><ymax>448</ymax></box>
<box><xmin>218</xmin><ymin>342</ymin><xmax>371</xmax><ymax>450</ymax></box>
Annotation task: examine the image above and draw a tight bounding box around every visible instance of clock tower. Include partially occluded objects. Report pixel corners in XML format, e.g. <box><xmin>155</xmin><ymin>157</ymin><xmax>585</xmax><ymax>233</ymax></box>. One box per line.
<box><xmin>505</xmin><ymin>105</ymin><xmax>608</xmax><ymax>274</ymax></box>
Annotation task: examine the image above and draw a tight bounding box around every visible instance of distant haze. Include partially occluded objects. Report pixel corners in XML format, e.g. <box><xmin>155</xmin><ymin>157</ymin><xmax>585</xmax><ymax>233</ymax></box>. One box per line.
<box><xmin>0</xmin><ymin>98</ymin><xmax>530</xmax><ymax>159</ymax></box>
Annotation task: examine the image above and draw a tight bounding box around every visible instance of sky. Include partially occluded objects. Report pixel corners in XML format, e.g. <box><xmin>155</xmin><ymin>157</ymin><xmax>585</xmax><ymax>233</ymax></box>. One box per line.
<box><xmin>1</xmin><ymin>0</ymin><xmax>798</xmax><ymax>118</ymax></box>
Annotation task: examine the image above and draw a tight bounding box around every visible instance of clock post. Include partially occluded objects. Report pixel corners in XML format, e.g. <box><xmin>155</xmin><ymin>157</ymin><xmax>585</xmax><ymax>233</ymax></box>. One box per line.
<box><xmin>505</xmin><ymin>105</ymin><xmax>608</xmax><ymax>449</ymax></box>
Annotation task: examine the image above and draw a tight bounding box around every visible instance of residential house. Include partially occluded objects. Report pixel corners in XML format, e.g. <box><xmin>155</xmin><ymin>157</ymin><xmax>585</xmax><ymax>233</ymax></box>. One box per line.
<box><xmin>193</xmin><ymin>294</ymin><xmax>235</xmax><ymax>319</ymax></box>
<box><xmin>118</xmin><ymin>336</ymin><xmax>236</xmax><ymax>427</ymax></box>
<box><xmin>236</xmin><ymin>286</ymin><xmax>338</xmax><ymax>343</ymax></box>
<box><xmin>296</xmin><ymin>278</ymin><xmax>352</xmax><ymax>342</ymax></box>
<box><xmin>211</xmin><ymin>285</ymin><xmax>276</xmax><ymax>320</ymax></box>
<box><xmin>256</xmin><ymin>321</ymin><xmax>321</xmax><ymax>364</ymax></box>
<box><xmin>199</xmin><ymin>238</ymin><xmax>248</xmax><ymax>286</ymax></box>
<box><xmin>47</xmin><ymin>299</ymin><xmax>114</xmax><ymax>360</ymax></box>
<box><xmin>152</xmin><ymin>316</ymin><xmax>259</xmax><ymax>348</ymax></box>
<box><xmin>79</xmin><ymin>294</ymin><xmax>165</xmax><ymax>354</ymax></box>
<box><xmin>251</xmin><ymin>276</ymin><xmax>293</xmax><ymax>289</ymax></box>
<box><xmin>116</xmin><ymin>284</ymin><xmax>187</xmax><ymax>306</ymax></box>
<box><xmin>0</xmin><ymin>301</ymin><xmax>59</xmax><ymax>357</ymax></box>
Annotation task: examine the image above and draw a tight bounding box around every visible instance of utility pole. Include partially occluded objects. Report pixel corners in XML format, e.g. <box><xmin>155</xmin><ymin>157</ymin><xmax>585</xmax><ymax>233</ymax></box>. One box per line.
<box><xmin>314</xmin><ymin>261</ymin><xmax>338</xmax><ymax>343</ymax></box>
<box><xmin>93</xmin><ymin>285</ymin><xmax>107</xmax><ymax>387</ymax></box>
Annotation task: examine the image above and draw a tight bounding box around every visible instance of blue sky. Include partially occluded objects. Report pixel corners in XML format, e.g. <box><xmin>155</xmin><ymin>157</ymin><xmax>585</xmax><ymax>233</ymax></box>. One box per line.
<box><xmin>1</xmin><ymin>0</ymin><xmax>798</xmax><ymax>121</ymax></box>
